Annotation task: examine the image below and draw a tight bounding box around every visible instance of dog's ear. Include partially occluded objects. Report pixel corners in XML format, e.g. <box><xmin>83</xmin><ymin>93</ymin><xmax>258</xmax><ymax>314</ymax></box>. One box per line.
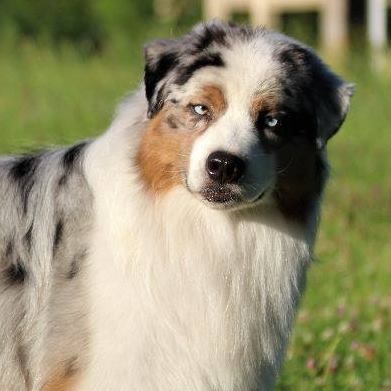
<box><xmin>144</xmin><ymin>39</ymin><xmax>180</xmax><ymax>118</ymax></box>
<box><xmin>312</xmin><ymin>69</ymin><xmax>355</xmax><ymax>149</ymax></box>
<box><xmin>280</xmin><ymin>44</ymin><xmax>354</xmax><ymax>149</ymax></box>
<box><xmin>143</xmin><ymin>22</ymin><xmax>232</xmax><ymax>118</ymax></box>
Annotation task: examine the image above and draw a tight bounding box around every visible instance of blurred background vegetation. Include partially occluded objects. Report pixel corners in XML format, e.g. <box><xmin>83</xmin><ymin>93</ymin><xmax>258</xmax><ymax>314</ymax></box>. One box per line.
<box><xmin>0</xmin><ymin>0</ymin><xmax>390</xmax><ymax>389</ymax></box>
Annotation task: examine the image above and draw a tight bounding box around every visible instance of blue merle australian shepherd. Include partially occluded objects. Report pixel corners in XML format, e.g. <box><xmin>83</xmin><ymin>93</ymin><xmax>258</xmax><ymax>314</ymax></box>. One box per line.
<box><xmin>0</xmin><ymin>21</ymin><xmax>353</xmax><ymax>391</ymax></box>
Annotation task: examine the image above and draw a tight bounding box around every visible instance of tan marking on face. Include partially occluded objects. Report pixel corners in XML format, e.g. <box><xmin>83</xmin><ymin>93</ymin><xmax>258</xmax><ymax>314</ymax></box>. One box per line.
<box><xmin>250</xmin><ymin>94</ymin><xmax>279</xmax><ymax>121</ymax></box>
<box><xmin>137</xmin><ymin>84</ymin><xmax>226</xmax><ymax>196</ymax></box>
<box><xmin>192</xmin><ymin>84</ymin><xmax>227</xmax><ymax>116</ymax></box>
<box><xmin>137</xmin><ymin>109</ymin><xmax>196</xmax><ymax>195</ymax></box>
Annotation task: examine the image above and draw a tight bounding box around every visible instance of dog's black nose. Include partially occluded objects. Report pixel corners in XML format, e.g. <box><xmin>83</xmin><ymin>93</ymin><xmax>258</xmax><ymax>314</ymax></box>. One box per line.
<box><xmin>206</xmin><ymin>151</ymin><xmax>245</xmax><ymax>184</ymax></box>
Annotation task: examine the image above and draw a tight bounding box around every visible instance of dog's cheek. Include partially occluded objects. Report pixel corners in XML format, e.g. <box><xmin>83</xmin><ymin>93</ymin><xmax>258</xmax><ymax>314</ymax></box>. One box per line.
<box><xmin>136</xmin><ymin>110</ymin><xmax>198</xmax><ymax>196</ymax></box>
<box><xmin>272</xmin><ymin>142</ymin><xmax>327</xmax><ymax>221</ymax></box>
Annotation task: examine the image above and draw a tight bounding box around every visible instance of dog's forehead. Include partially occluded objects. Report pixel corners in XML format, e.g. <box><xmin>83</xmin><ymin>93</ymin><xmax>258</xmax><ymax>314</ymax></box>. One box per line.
<box><xmin>223</xmin><ymin>37</ymin><xmax>284</xmax><ymax>97</ymax></box>
<box><xmin>180</xmin><ymin>35</ymin><xmax>287</xmax><ymax>107</ymax></box>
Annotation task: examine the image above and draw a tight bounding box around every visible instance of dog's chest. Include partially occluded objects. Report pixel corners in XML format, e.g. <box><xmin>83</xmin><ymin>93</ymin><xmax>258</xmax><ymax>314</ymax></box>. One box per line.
<box><xmin>79</xmin><ymin>202</ymin><xmax>310</xmax><ymax>391</ymax></box>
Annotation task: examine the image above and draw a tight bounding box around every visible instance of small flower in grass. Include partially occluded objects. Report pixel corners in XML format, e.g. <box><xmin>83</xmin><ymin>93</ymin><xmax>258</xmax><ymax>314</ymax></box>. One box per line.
<box><xmin>372</xmin><ymin>316</ymin><xmax>385</xmax><ymax>332</ymax></box>
<box><xmin>351</xmin><ymin>340</ymin><xmax>360</xmax><ymax>350</ymax></box>
<box><xmin>338</xmin><ymin>321</ymin><xmax>350</xmax><ymax>334</ymax></box>
<box><xmin>350</xmin><ymin>341</ymin><xmax>377</xmax><ymax>361</ymax></box>
<box><xmin>336</xmin><ymin>303</ymin><xmax>346</xmax><ymax>317</ymax></box>
<box><xmin>359</xmin><ymin>344</ymin><xmax>376</xmax><ymax>361</ymax></box>
<box><xmin>327</xmin><ymin>355</ymin><xmax>339</xmax><ymax>374</ymax></box>
<box><xmin>321</xmin><ymin>327</ymin><xmax>334</xmax><ymax>341</ymax></box>
<box><xmin>315</xmin><ymin>377</ymin><xmax>326</xmax><ymax>386</ymax></box>
<box><xmin>306</xmin><ymin>357</ymin><xmax>317</xmax><ymax>372</ymax></box>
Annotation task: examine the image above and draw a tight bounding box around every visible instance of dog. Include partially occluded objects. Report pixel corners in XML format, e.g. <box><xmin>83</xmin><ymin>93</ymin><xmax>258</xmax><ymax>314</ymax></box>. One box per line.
<box><xmin>0</xmin><ymin>21</ymin><xmax>353</xmax><ymax>391</ymax></box>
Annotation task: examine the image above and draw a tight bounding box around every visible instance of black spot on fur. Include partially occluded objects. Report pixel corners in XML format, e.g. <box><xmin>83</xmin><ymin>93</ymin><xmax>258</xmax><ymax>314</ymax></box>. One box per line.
<box><xmin>59</xmin><ymin>143</ymin><xmax>86</xmax><ymax>186</ymax></box>
<box><xmin>145</xmin><ymin>51</ymin><xmax>179</xmax><ymax>107</ymax></box>
<box><xmin>175</xmin><ymin>53</ymin><xmax>224</xmax><ymax>85</ymax></box>
<box><xmin>279</xmin><ymin>45</ymin><xmax>312</xmax><ymax>71</ymax></box>
<box><xmin>193</xmin><ymin>25</ymin><xmax>228</xmax><ymax>51</ymax></box>
<box><xmin>67</xmin><ymin>259</ymin><xmax>80</xmax><ymax>279</ymax></box>
<box><xmin>53</xmin><ymin>219</ymin><xmax>64</xmax><ymax>255</ymax></box>
<box><xmin>5</xmin><ymin>261</ymin><xmax>26</xmax><ymax>284</ymax></box>
<box><xmin>279</xmin><ymin>49</ymin><xmax>296</xmax><ymax>69</ymax></box>
<box><xmin>149</xmin><ymin>83</ymin><xmax>167</xmax><ymax>117</ymax></box>
<box><xmin>9</xmin><ymin>154</ymin><xmax>40</xmax><ymax>214</ymax></box>
<box><xmin>67</xmin><ymin>250</ymin><xmax>86</xmax><ymax>279</ymax></box>
<box><xmin>278</xmin><ymin>43</ymin><xmax>351</xmax><ymax>142</ymax></box>
<box><xmin>58</xmin><ymin>175</ymin><xmax>67</xmax><ymax>187</ymax></box>
<box><xmin>24</xmin><ymin>224</ymin><xmax>33</xmax><ymax>251</ymax></box>
<box><xmin>63</xmin><ymin>143</ymin><xmax>86</xmax><ymax>170</ymax></box>
<box><xmin>10</xmin><ymin>155</ymin><xmax>37</xmax><ymax>179</ymax></box>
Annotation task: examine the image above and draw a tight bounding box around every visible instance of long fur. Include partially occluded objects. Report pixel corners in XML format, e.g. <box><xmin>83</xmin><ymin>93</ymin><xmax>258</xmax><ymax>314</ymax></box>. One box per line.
<box><xmin>0</xmin><ymin>21</ymin><xmax>352</xmax><ymax>391</ymax></box>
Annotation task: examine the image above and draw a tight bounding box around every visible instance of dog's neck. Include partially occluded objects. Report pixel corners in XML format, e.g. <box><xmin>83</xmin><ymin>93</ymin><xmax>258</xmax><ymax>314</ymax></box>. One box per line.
<box><xmin>82</xmin><ymin>123</ymin><xmax>315</xmax><ymax>389</ymax></box>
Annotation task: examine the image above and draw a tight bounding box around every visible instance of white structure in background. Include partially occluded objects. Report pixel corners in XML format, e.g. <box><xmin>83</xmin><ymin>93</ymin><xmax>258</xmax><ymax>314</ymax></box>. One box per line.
<box><xmin>368</xmin><ymin>0</ymin><xmax>390</xmax><ymax>50</ymax></box>
<box><xmin>203</xmin><ymin>0</ymin><xmax>349</xmax><ymax>52</ymax></box>
<box><xmin>154</xmin><ymin>0</ymin><xmax>390</xmax><ymax>51</ymax></box>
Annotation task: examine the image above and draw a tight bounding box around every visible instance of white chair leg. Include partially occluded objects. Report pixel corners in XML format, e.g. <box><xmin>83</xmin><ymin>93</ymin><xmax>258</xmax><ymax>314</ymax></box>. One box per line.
<box><xmin>250</xmin><ymin>0</ymin><xmax>276</xmax><ymax>28</ymax></box>
<box><xmin>368</xmin><ymin>0</ymin><xmax>387</xmax><ymax>50</ymax></box>
<box><xmin>204</xmin><ymin>0</ymin><xmax>231</xmax><ymax>21</ymax></box>
<box><xmin>321</xmin><ymin>0</ymin><xmax>349</xmax><ymax>51</ymax></box>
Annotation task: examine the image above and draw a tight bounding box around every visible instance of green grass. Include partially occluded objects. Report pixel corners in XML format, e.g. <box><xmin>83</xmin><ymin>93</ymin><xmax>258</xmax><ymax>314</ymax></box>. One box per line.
<box><xmin>0</xmin><ymin>31</ymin><xmax>390</xmax><ymax>390</ymax></box>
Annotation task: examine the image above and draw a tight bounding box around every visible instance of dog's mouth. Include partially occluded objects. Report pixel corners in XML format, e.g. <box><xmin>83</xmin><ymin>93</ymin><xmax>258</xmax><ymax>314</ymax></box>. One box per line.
<box><xmin>201</xmin><ymin>187</ymin><xmax>242</xmax><ymax>204</ymax></box>
<box><xmin>185</xmin><ymin>175</ymin><xmax>269</xmax><ymax>209</ymax></box>
<box><xmin>198</xmin><ymin>186</ymin><xmax>268</xmax><ymax>208</ymax></box>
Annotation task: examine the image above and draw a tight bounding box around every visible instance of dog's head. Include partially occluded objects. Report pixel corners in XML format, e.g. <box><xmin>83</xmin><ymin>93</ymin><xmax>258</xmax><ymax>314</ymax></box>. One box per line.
<box><xmin>137</xmin><ymin>21</ymin><xmax>353</xmax><ymax>218</ymax></box>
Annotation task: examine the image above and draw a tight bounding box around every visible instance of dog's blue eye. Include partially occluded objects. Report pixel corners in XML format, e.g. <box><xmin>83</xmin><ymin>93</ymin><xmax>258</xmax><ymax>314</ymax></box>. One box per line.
<box><xmin>193</xmin><ymin>104</ymin><xmax>209</xmax><ymax>116</ymax></box>
<box><xmin>265</xmin><ymin>115</ymin><xmax>279</xmax><ymax>128</ymax></box>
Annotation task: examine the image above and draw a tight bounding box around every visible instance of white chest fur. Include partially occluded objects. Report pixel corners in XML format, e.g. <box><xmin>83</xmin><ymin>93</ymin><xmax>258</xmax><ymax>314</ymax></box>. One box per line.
<box><xmin>79</xmin><ymin>129</ymin><xmax>313</xmax><ymax>391</ymax></box>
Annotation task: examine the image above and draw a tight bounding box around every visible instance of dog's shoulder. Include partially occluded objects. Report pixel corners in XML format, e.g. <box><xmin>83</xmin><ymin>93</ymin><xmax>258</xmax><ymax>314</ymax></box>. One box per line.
<box><xmin>0</xmin><ymin>143</ymin><xmax>93</xmax><ymax>390</ymax></box>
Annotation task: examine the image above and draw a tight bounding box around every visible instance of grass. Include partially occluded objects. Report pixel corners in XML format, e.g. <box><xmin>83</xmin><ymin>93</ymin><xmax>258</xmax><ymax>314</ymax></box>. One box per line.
<box><xmin>0</xmin><ymin>29</ymin><xmax>390</xmax><ymax>390</ymax></box>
